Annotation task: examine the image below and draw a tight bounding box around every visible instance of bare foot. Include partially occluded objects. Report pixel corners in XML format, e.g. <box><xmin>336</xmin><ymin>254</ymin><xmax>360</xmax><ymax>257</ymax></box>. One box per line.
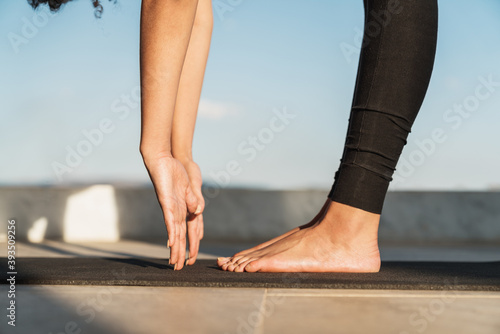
<box><xmin>218</xmin><ymin>199</ymin><xmax>331</xmax><ymax>266</ymax></box>
<box><xmin>217</xmin><ymin>201</ymin><xmax>381</xmax><ymax>273</ymax></box>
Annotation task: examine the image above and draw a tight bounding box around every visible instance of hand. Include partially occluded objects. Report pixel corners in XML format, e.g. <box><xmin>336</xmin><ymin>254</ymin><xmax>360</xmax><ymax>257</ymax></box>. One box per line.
<box><xmin>181</xmin><ymin>160</ymin><xmax>205</xmax><ymax>265</ymax></box>
<box><xmin>143</xmin><ymin>154</ymin><xmax>200</xmax><ymax>270</ymax></box>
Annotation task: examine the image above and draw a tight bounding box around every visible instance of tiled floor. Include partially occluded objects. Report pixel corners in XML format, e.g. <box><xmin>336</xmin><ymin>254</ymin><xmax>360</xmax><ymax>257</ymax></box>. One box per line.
<box><xmin>1</xmin><ymin>240</ymin><xmax>499</xmax><ymax>334</ymax></box>
<box><xmin>1</xmin><ymin>285</ymin><xmax>499</xmax><ymax>334</ymax></box>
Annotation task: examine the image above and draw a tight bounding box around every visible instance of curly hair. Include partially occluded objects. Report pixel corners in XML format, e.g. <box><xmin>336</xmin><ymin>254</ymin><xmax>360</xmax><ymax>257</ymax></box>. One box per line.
<box><xmin>28</xmin><ymin>0</ymin><xmax>116</xmax><ymax>18</ymax></box>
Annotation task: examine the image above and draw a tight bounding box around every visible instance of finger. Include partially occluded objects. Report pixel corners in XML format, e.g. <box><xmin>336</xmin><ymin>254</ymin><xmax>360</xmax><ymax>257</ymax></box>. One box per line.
<box><xmin>170</xmin><ymin>210</ymin><xmax>182</xmax><ymax>266</ymax></box>
<box><xmin>188</xmin><ymin>175</ymin><xmax>204</xmax><ymax>208</ymax></box>
<box><xmin>176</xmin><ymin>221</ymin><xmax>187</xmax><ymax>270</ymax></box>
<box><xmin>185</xmin><ymin>185</ymin><xmax>200</xmax><ymax>215</ymax></box>
<box><xmin>173</xmin><ymin>217</ymin><xmax>183</xmax><ymax>267</ymax></box>
<box><xmin>187</xmin><ymin>215</ymin><xmax>200</xmax><ymax>260</ymax></box>
<box><xmin>163</xmin><ymin>210</ymin><xmax>176</xmax><ymax>252</ymax></box>
<box><xmin>186</xmin><ymin>217</ymin><xmax>200</xmax><ymax>265</ymax></box>
<box><xmin>167</xmin><ymin>238</ymin><xmax>172</xmax><ymax>260</ymax></box>
<box><xmin>198</xmin><ymin>214</ymin><xmax>205</xmax><ymax>241</ymax></box>
<box><xmin>195</xmin><ymin>191</ymin><xmax>205</xmax><ymax>214</ymax></box>
<box><xmin>169</xmin><ymin>224</ymin><xmax>179</xmax><ymax>266</ymax></box>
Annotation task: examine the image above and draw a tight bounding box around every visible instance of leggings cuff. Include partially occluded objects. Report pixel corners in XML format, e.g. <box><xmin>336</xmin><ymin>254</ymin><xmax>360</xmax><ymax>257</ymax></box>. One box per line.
<box><xmin>328</xmin><ymin>163</ymin><xmax>390</xmax><ymax>214</ymax></box>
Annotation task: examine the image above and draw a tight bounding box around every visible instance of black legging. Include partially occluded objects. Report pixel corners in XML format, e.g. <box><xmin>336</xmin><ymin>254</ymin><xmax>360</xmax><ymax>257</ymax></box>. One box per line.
<box><xmin>329</xmin><ymin>0</ymin><xmax>438</xmax><ymax>214</ymax></box>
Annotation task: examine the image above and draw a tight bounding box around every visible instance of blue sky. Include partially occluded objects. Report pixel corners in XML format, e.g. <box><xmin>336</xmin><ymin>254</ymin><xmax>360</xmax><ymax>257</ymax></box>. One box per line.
<box><xmin>1</xmin><ymin>0</ymin><xmax>500</xmax><ymax>190</ymax></box>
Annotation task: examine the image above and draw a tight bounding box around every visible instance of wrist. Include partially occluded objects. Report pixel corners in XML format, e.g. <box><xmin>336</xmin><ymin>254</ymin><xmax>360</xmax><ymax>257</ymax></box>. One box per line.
<box><xmin>140</xmin><ymin>146</ymin><xmax>173</xmax><ymax>163</ymax></box>
<box><xmin>172</xmin><ymin>150</ymin><xmax>193</xmax><ymax>166</ymax></box>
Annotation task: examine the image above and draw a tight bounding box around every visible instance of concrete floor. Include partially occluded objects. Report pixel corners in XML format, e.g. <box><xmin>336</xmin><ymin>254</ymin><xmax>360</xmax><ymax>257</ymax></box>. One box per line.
<box><xmin>1</xmin><ymin>240</ymin><xmax>499</xmax><ymax>334</ymax></box>
<box><xmin>1</xmin><ymin>285</ymin><xmax>499</xmax><ymax>334</ymax></box>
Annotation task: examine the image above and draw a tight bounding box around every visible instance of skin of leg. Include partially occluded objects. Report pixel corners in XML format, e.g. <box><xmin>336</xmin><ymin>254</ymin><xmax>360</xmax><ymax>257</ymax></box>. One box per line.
<box><xmin>217</xmin><ymin>199</ymin><xmax>331</xmax><ymax>267</ymax></box>
<box><xmin>172</xmin><ymin>0</ymin><xmax>213</xmax><ymax>266</ymax></box>
<box><xmin>140</xmin><ymin>0</ymin><xmax>201</xmax><ymax>270</ymax></box>
<box><xmin>226</xmin><ymin>200</ymin><xmax>381</xmax><ymax>273</ymax></box>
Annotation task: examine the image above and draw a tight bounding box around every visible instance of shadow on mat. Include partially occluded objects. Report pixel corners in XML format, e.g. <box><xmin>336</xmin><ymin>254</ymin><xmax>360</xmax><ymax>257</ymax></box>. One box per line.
<box><xmin>107</xmin><ymin>257</ymin><xmax>172</xmax><ymax>270</ymax></box>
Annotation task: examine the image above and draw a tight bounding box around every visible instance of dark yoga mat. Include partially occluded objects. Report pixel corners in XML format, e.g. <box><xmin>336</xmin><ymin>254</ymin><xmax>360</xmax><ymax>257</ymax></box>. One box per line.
<box><xmin>1</xmin><ymin>258</ymin><xmax>499</xmax><ymax>291</ymax></box>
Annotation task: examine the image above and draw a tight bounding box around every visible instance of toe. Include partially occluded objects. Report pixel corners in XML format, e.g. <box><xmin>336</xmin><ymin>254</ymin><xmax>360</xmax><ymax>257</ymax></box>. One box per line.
<box><xmin>235</xmin><ymin>258</ymin><xmax>254</xmax><ymax>272</ymax></box>
<box><xmin>244</xmin><ymin>259</ymin><xmax>262</xmax><ymax>273</ymax></box>
<box><xmin>234</xmin><ymin>263</ymin><xmax>245</xmax><ymax>272</ymax></box>
<box><xmin>225</xmin><ymin>256</ymin><xmax>241</xmax><ymax>271</ymax></box>
<box><xmin>229</xmin><ymin>255</ymin><xmax>244</xmax><ymax>264</ymax></box>
<box><xmin>222</xmin><ymin>260</ymin><xmax>232</xmax><ymax>271</ymax></box>
<box><xmin>217</xmin><ymin>257</ymin><xmax>230</xmax><ymax>267</ymax></box>
<box><xmin>235</xmin><ymin>256</ymin><xmax>250</xmax><ymax>266</ymax></box>
<box><xmin>227</xmin><ymin>262</ymin><xmax>238</xmax><ymax>272</ymax></box>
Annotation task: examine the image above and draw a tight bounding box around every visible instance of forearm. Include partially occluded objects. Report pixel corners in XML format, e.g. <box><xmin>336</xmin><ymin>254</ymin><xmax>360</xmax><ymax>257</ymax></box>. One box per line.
<box><xmin>171</xmin><ymin>0</ymin><xmax>213</xmax><ymax>163</ymax></box>
<box><xmin>139</xmin><ymin>0</ymin><xmax>200</xmax><ymax>159</ymax></box>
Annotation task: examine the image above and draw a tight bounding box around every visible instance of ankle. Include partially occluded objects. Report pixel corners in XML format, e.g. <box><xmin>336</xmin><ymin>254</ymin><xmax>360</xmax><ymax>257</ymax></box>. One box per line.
<box><xmin>321</xmin><ymin>201</ymin><xmax>380</xmax><ymax>240</ymax></box>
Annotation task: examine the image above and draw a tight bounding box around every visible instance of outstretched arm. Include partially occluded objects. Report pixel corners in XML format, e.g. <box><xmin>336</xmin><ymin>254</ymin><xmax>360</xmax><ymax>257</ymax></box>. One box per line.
<box><xmin>172</xmin><ymin>0</ymin><xmax>213</xmax><ymax>265</ymax></box>
<box><xmin>139</xmin><ymin>0</ymin><xmax>201</xmax><ymax>270</ymax></box>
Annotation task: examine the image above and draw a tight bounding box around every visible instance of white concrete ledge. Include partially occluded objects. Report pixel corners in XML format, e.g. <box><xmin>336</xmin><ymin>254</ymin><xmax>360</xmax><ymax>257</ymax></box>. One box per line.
<box><xmin>1</xmin><ymin>186</ymin><xmax>499</xmax><ymax>242</ymax></box>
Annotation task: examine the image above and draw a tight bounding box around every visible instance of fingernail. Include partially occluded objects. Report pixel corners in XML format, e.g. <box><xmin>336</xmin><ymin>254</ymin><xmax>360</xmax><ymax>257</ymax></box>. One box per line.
<box><xmin>195</xmin><ymin>205</ymin><xmax>202</xmax><ymax>215</ymax></box>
